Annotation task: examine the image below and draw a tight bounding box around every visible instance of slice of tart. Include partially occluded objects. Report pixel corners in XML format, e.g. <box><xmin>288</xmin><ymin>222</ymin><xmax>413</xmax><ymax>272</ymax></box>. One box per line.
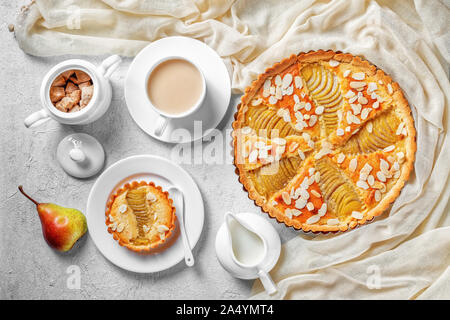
<box><xmin>105</xmin><ymin>181</ymin><xmax>176</xmax><ymax>252</ymax></box>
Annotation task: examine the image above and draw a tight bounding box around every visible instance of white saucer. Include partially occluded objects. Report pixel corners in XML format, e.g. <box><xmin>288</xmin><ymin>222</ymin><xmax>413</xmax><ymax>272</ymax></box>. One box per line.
<box><xmin>86</xmin><ymin>155</ymin><xmax>204</xmax><ymax>273</ymax></box>
<box><xmin>124</xmin><ymin>36</ymin><xmax>231</xmax><ymax>143</ymax></box>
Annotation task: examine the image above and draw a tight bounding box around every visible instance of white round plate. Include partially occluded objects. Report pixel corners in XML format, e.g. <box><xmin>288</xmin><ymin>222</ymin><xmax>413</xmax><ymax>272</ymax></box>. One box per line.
<box><xmin>124</xmin><ymin>36</ymin><xmax>231</xmax><ymax>143</ymax></box>
<box><xmin>86</xmin><ymin>155</ymin><xmax>204</xmax><ymax>273</ymax></box>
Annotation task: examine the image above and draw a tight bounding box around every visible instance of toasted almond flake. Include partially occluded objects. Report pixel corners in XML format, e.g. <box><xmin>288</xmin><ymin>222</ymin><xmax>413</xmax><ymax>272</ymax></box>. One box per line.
<box><xmin>346</xmin><ymin>111</ymin><xmax>353</xmax><ymax>124</ymax></box>
<box><xmin>119</xmin><ymin>204</ymin><xmax>128</xmax><ymax>213</ymax></box>
<box><xmin>358</xmin><ymin>96</ymin><xmax>369</xmax><ymax>105</ymax></box>
<box><xmin>272</xmin><ymin>137</ymin><xmax>287</xmax><ymax>146</ymax></box>
<box><xmin>308</xmin><ymin>140</ymin><xmax>315</xmax><ymax>148</ymax></box>
<box><xmin>315</xmin><ymin>106</ymin><xmax>324</xmax><ymax>115</ymax></box>
<box><xmin>297</xmin><ymin>149</ymin><xmax>305</xmax><ymax>160</ymax></box>
<box><xmin>146</xmin><ymin>192</ymin><xmax>157</xmax><ymax>202</ymax></box>
<box><xmin>351</xmin><ymin>103</ymin><xmax>362</xmax><ymax>115</ymax></box>
<box><xmin>352</xmin><ymin>72</ymin><xmax>365</xmax><ymax>80</ymax></box>
<box><xmin>303</xmin><ymin>113</ymin><xmax>310</xmax><ymax>120</ymax></box>
<box><xmin>282</xmin><ymin>73</ymin><xmax>293</xmax><ymax>88</ymax></box>
<box><xmin>285</xmin><ymin>209</ymin><xmax>293</xmax><ymax>219</ymax></box>
<box><xmin>375</xmin><ymin>190</ymin><xmax>382</xmax><ymax>202</ymax></box>
<box><xmin>318</xmin><ymin>203</ymin><xmax>327</xmax><ymax>216</ymax></box>
<box><xmin>241</xmin><ymin>126</ymin><xmax>252</xmax><ymax>135</ymax></box>
<box><xmin>367</xmin><ymin>122</ymin><xmax>373</xmax><ymax>133</ymax></box>
<box><xmin>157</xmin><ymin>225</ymin><xmax>169</xmax><ymax>233</ymax></box>
<box><xmin>380</xmin><ymin>159</ymin><xmax>390</xmax><ymax>172</ymax></box>
<box><xmin>372</xmin><ymin>101</ymin><xmax>380</xmax><ymax>109</ymax></box>
<box><xmin>327</xmin><ymin>218</ymin><xmax>339</xmax><ymax>226</ymax></box>
<box><xmin>306</xmin><ymin>215</ymin><xmax>320</xmax><ymax>224</ymax></box>
<box><xmin>282</xmin><ymin>191</ymin><xmax>291</xmax><ymax>205</ymax></box>
<box><xmin>275</xmin><ymin>75</ymin><xmax>282</xmax><ymax>86</ymax></box>
<box><xmin>329</xmin><ymin>59</ymin><xmax>339</xmax><ymax>67</ymax></box>
<box><xmin>268</xmin><ymin>96</ymin><xmax>277</xmax><ymax>105</ymax></box>
<box><xmin>394</xmin><ymin>171</ymin><xmax>401</xmax><ymax>178</ymax></box>
<box><xmin>352</xmin><ymin>211</ymin><xmax>364</xmax><ymax>219</ymax></box>
<box><xmin>264</xmin><ymin>79</ymin><xmax>271</xmax><ymax>90</ymax></box>
<box><xmin>294</xmin><ymin>76</ymin><xmax>303</xmax><ymax>89</ymax></box>
<box><xmin>336</xmin><ymin>128</ymin><xmax>344</xmax><ymax>136</ymax></box>
<box><xmin>288</xmin><ymin>142</ymin><xmax>299</xmax><ymax>153</ymax></box>
<box><xmin>143</xmin><ymin>225</ymin><xmax>150</xmax><ymax>233</ymax></box>
<box><xmin>349</xmin><ymin>95</ymin><xmax>358</xmax><ymax>104</ymax></box>
<box><xmin>357</xmin><ymin>180</ymin><xmax>369</xmax><ymax>190</ymax></box>
<box><xmin>351</xmin><ymin>114</ymin><xmax>361</xmax><ymax>124</ymax></box>
<box><xmin>345</xmin><ymin>90</ymin><xmax>355</xmax><ymax>98</ymax></box>
<box><xmin>306</xmin><ymin>202</ymin><xmax>314</xmax><ymax>211</ymax></box>
<box><xmin>258</xmin><ymin>149</ymin><xmax>268</xmax><ymax>159</ymax></box>
<box><xmin>311</xmin><ymin>190</ymin><xmax>321</xmax><ymax>198</ymax></box>
<box><xmin>360</xmin><ymin>108</ymin><xmax>370</xmax><ymax>120</ymax></box>
<box><xmin>248</xmin><ymin>149</ymin><xmax>258</xmax><ymax>163</ymax></box>
<box><xmin>305</xmin><ymin>102</ymin><xmax>312</xmax><ymax>111</ymax></box>
<box><xmin>269</xmin><ymin>86</ymin><xmax>275</xmax><ymax>95</ymax></box>
<box><xmin>345</xmin><ymin>126</ymin><xmax>351</xmax><ymax>132</ymax></box>
<box><xmin>343</xmin><ymin>70</ymin><xmax>351</xmax><ymax>78</ymax></box>
<box><xmin>308</xmin><ymin>168</ymin><xmax>315</xmax><ymax>176</ymax></box>
<box><xmin>349</xmin><ymin>158</ymin><xmax>358</xmax><ymax>172</ymax></box>
<box><xmin>393</xmin><ymin>161</ymin><xmax>400</xmax><ymax>171</ymax></box>
<box><xmin>397</xmin><ymin>151</ymin><xmax>405</xmax><ymax>159</ymax></box>
<box><xmin>276</xmin><ymin>86</ymin><xmax>282</xmax><ymax>99</ymax></box>
<box><xmin>367</xmin><ymin>82</ymin><xmax>378</xmax><ymax>93</ymax></box>
<box><xmin>272</xmin><ymin>200</ymin><xmax>278</xmax><ymax>206</ymax></box>
<box><xmin>309</xmin><ymin>115</ymin><xmax>318</xmax><ymax>127</ymax></box>
<box><xmin>300</xmin><ymin>189</ymin><xmax>310</xmax><ymax>200</ymax></box>
<box><xmin>295</xmin><ymin>121</ymin><xmax>305</xmax><ymax>131</ymax></box>
<box><xmin>291</xmin><ymin>209</ymin><xmax>302</xmax><ymax>216</ymax></box>
<box><xmin>314</xmin><ymin>171</ymin><xmax>321</xmax><ymax>183</ymax></box>
<box><xmin>110</xmin><ymin>222</ymin><xmax>117</xmax><ymax>231</ymax></box>
<box><xmin>396</xmin><ymin>122</ymin><xmax>405</xmax><ymax>135</ymax></box>
<box><xmin>108</xmin><ymin>215</ymin><xmax>115</xmax><ymax>222</ymax></box>
<box><xmin>284</xmin><ymin>85</ymin><xmax>294</xmax><ymax>96</ymax></box>
<box><xmin>367</xmin><ymin>175</ymin><xmax>375</xmax><ymax>186</ymax></box>
<box><xmin>361</xmin><ymin>163</ymin><xmax>373</xmax><ymax>174</ymax></box>
<box><xmin>402</xmin><ymin>127</ymin><xmax>407</xmax><ymax>136</ymax></box>
<box><xmin>359</xmin><ymin>172</ymin><xmax>368</xmax><ymax>181</ymax></box>
<box><xmin>383</xmin><ymin>145</ymin><xmax>395</xmax><ymax>152</ymax></box>
<box><xmin>376</xmin><ymin>171</ymin><xmax>387</xmax><ymax>182</ymax></box>
<box><xmin>116</xmin><ymin>223</ymin><xmax>125</xmax><ymax>233</ymax></box>
<box><xmin>251</xmin><ymin>98</ymin><xmax>262</xmax><ymax>106</ymax></box>
<box><xmin>295</xmin><ymin>198</ymin><xmax>307</xmax><ymax>209</ymax></box>
<box><xmin>387</xmin><ymin>83</ymin><xmax>393</xmax><ymax>94</ymax></box>
<box><xmin>283</xmin><ymin>112</ymin><xmax>291</xmax><ymax>123</ymax></box>
<box><xmin>337</xmin><ymin>153</ymin><xmax>346</xmax><ymax>164</ymax></box>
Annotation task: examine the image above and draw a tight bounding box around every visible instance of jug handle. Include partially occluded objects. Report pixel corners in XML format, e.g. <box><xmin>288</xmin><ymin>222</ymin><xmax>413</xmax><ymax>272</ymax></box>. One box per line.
<box><xmin>24</xmin><ymin>109</ymin><xmax>49</xmax><ymax>128</ymax></box>
<box><xmin>98</xmin><ymin>55</ymin><xmax>122</xmax><ymax>79</ymax></box>
<box><xmin>257</xmin><ymin>269</ymin><xmax>278</xmax><ymax>295</ymax></box>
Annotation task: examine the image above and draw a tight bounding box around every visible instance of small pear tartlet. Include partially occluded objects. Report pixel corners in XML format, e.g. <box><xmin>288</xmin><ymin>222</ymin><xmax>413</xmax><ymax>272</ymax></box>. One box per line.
<box><xmin>105</xmin><ymin>181</ymin><xmax>176</xmax><ymax>253</ymax></box>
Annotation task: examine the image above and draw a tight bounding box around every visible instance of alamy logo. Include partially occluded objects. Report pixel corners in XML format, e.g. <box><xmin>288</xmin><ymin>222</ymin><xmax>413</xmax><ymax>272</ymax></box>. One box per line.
<box><xmin>66</xmin><ymin>265</ymin><xmax>81</xmax><ymax>290</ymax></box>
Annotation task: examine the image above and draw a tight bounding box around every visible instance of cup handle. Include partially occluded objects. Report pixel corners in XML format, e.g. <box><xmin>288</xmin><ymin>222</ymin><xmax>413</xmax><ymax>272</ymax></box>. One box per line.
<box><xmin>154</xmin><ymin>115</ymin><xmax>169</xmax><ymax>136</ymax></box>
<box><xmin>257</xmin><ymin>269</ymin><xmax>278</xmax><ymax>295</ymax></box>
<box><xmin>24</xmin><ymin>109</ymin><xmax>49</xmax><ymax>128</ymax></box>
<box><xmin>98</xmin><ymin>55</ymin><xmax>122</xmax><ymax>79</ymax></box>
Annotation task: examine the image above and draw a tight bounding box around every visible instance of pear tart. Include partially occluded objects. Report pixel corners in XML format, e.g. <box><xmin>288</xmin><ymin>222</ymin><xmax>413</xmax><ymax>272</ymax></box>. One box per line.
<box><xmin>105</xmin><ymin>181</ymin><xmax>176</xmax><ymax>252</ymax></box>
<box><xmin>233</xmin><ymin>50</ymin><xmax>416</xmax><ymax>232</ymax></box>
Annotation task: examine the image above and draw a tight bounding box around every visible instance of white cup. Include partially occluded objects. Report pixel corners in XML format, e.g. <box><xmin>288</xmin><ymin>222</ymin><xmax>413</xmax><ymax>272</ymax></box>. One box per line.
<box><xmin>24</xmin><ymin>55</ymin><xmax>121</xmax><ymax>127</ymax></box>
<box><xmin>145</xmin><ymin>56</ymin><xmax>206</xmax><ymax>136</ymax></box>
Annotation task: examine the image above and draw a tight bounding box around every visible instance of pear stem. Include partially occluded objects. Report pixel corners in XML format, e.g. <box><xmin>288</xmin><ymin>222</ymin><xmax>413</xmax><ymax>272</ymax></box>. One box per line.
<box><xmin>18</xmin><ymin>185</ymin><xmax>40</xmax><ymax>206</ymax></box>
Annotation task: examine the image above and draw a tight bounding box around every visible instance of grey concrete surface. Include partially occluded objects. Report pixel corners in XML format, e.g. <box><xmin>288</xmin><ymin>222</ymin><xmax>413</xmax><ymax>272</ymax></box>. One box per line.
<box><xmin>0</xmin><ymin>1</ymin><xmax>309</xmax><ymax>300</ymax></box>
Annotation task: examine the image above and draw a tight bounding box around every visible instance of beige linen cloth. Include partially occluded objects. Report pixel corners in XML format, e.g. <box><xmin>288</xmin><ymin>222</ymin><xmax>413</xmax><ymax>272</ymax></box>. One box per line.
<box><xmin>15</xmin><ymin>0</ymin><xmax>450</xmax><ymax>299</ymax></box>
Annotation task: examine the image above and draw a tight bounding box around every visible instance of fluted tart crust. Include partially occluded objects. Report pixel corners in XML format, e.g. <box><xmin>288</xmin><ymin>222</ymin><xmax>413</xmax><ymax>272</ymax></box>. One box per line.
<box><xmin>233</xmin><ymin>50</ymin><xmax>416</xmax><ymax>232</ymax></box>
<box><xmin>105</xmin><ymin>181</ymin><xmax>176</xmax><ymax>252</ymax></box>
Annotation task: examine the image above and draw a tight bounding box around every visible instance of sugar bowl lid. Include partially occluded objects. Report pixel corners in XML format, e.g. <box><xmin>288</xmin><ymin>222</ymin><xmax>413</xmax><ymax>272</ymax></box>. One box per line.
<box><xmin>57</xmin><ymin>133</ymin><xmax>105</xmax><ymax>178</ymax></box>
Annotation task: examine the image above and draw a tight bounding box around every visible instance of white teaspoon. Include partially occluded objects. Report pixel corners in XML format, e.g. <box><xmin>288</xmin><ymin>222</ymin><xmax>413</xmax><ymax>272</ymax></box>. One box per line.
<box><xmin>168</xmin><ymin>186</ymin><xmax>194</xmax><ymax>267</ymax></box>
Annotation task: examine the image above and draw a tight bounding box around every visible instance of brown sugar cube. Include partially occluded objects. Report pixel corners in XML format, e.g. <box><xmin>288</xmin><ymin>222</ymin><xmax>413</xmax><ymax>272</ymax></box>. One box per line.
<box><xmin>61</xmin><ymin>70</ymin><xmax>75</xmax><ymax>81</ymax></box>
<box><xmin>69</xmin><ymin>76</ymin><xmax>80</xmax><ymax>84</ymax></box>
<box><xmin>65</xmin><ymin>81</ymin><xmax>78</xmax><ymax>94</ymax></box>
<box><xmin>69</xmin><ymin>89</ymin><xmax>82</xmax><ymax>105</ymax></box>
<box><xmin>74</xmin><ymin>70</ymin><xmax>91</xmax><ymax>83</ymax></box>
<box><xmin>52</xmin><ymin>75</ymin><xmax>66</xmax><ymax>87</ymax></box>
<box><xmin>69</xmin><ymin>105</ymin><xmax>82</xmax><ymax>113</ymax></box>
<box><xmin>54</xmin><ymin>90</ymin><xmax>81</xmax><ymax>112</ymax></box>
<box><xmin>80</xmin><ymin>85</ymin><xmax>94</xmax><ymax>108</ymax></box>
<box><xmin>78</xmin><ymin>81</ymin><xmax>91</xmax><ymax>89</ymax></box>
<box><xmin>49</xmin><ymin>86</ymin><xmax>65</xmax><ymax>103</ymax></box>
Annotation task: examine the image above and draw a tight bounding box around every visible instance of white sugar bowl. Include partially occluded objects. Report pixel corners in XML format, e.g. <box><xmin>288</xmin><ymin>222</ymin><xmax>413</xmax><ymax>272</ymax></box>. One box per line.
<box><xmin>24</xmin><ymin>55</ymin><xmax>122</xmax><ymax>127</ymax></box>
